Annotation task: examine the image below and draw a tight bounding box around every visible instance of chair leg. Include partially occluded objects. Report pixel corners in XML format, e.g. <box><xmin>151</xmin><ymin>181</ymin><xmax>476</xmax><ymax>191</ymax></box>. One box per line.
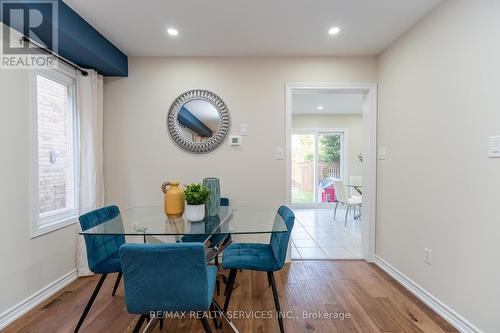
<box><xmin>210</xmin><ymin>301</ymin><xmax>221</xmax><ymax>329</ymax></box>
<box><xmin>268</xmin><ymin>272</ymin><xmax>285</xmax><ymax>333</ymax></box>
<box><xmin>74</xmin><ymin>273</ymin><xmax>107</xmax><ymax>333</ymax></box>
<box><xmin>159</xmin><ymin>318</ymin><xmax>164</xmax><ymax>330</ymax></box>
<box><xmin>112</xmin><ymin>272</ymin><xmax>122</xmax><ymax>296</ymax></box>
<box><xmin>213</xmin><ymin>255</ymin><xmax>221</xmax><ymax>296</ymax></box>
<box><xmin>267</xmin><ymin>271</ymin><xmax>273</xmax><ymax>287</ymax></box>
<box><xmin>222</xmin><ymin>274</ymin><xmax>229</xmax><ymax>296</ymax></box>
<box><xmin>132</xmin><ymin>314</ymin><xmax>147</xmax><ymax>333</ymax></box>
<box><xmin>222</xmin><ymin>269</ymin><xmax>234</xmax><ymax>297</ymax></box>
<box><xmin>199</xmin><ymin>313</ymin><xmax>212</xmax><ymax>333</ymax></box>
<box><xmin>345</xmin><ymin>205</ymin><xmax>350</xmax><ymax>227</ymax></box>
<box><xmin>333</xmin><ymin>201</ymin><xmax>339</xmax><ymax>220</ymax></box>
<box><xmin>223</xmin><ymin>269</ymin><xmax>238</xmax><ymax>312</ymax></box>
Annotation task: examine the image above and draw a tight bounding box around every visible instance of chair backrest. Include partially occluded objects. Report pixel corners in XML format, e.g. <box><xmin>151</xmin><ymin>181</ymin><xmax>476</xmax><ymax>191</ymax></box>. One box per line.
<box><xmin>270</xmin><ymin>206</ymin><xmax>295</xmax><ymax>269</ymax></box>
<box><xmin>220</xmin><ymin>197</ymin><xmax>229</xmax><ymax>207</ymax></box>
<box><xmin>79</xmin><ymin>205</ymin><xmax>125</xmax><ymax>273</ymax></box>
<box><xmin>349</xmin><ymin>176</ymin><xmax>362</xmax><ymax>198</ymax></box>
<box><xmin>333</xmin><ymin>180</ymin><xmax>348</xmax><ymax>203</ymax></box>
<box><xmin>119</xmin><ymin>243</ymin><xmax>211</xmax><ymax>314</ymax></box>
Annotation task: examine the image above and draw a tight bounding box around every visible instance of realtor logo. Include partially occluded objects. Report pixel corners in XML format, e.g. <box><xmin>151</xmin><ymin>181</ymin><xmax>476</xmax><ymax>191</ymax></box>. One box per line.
<box><xmin>0</xmin><ymin>0</ymin><xmax>58</xmax><ymax>69</ymax></box>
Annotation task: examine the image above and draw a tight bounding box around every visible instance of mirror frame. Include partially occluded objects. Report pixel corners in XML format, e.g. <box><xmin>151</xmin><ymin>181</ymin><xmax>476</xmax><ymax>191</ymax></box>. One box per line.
<box><xmin>167</xmin><ymin>89</ymin><xmax>231</xmax><ymax>153</ymax></box>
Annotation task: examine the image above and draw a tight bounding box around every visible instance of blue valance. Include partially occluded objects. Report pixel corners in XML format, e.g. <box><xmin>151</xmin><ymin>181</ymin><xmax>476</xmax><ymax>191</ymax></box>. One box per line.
<box><xmin>1</xmin><ymin>0</ymin><xmax>128</xmax><ymax>76</ymax></box>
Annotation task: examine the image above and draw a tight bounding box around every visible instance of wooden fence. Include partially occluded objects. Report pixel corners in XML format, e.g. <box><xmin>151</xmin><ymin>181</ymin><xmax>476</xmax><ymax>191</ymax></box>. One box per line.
<box><xmin>292</xmin><ymin>161</ymin><xmax>341</xmax><ymax>192</ymax></box>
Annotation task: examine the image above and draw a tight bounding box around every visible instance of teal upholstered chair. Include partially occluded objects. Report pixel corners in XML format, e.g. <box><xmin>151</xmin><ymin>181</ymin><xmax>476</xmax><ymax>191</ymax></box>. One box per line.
<box><xmin>222</xmin><ymin>205</ymin><xmax>295</xmax><ymax>333</ymax></box>
<box><xmin>75</xmin><ymin>205</ymin><xmax>125</xmax><ymax>332</ymax></box>
<box><xmin>119</xmin><ymin>243</ymin><xmax>218</xmax><ymax>333</ymax></box>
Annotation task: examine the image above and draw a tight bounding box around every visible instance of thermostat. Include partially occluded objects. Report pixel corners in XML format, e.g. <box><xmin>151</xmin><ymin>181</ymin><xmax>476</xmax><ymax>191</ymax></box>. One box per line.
<box><xmin>229</xmin><ymin>135</ymin><xmax>241</xmax><ymax>146</ymax></box>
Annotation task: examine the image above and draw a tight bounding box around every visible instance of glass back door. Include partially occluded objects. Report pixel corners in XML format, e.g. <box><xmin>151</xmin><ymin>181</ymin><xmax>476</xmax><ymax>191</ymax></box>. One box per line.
<box><xmin>291</xmin><ymin>134</ymin><xmax>315</xmax><ymax>204</ymax></box>
<box><xmin>291</xmin><ymin>131</ymin><xmax>344</xmax><ymax>205</ymax></box>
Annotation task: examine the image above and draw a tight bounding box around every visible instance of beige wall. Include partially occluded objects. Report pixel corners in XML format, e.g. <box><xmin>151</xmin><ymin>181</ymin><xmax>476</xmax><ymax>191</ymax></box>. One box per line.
<box><xmin>103</xmin><ymin>57</ymin><xmax>377</xmax><ymax>209</ymax></box>
<box><xmin>0</xmin><ymin>24</ymin><xmax>78</xmax><ymax>315</ymax></box>
<box><xmin>377</xmin><ymin>0</ymin><xmax>500</xmax><ymax>331</ymax></box>
<box><xmin>292</xmin><ymin>114</ymin><xmax>363</xmax><ymax>181</ymax></box>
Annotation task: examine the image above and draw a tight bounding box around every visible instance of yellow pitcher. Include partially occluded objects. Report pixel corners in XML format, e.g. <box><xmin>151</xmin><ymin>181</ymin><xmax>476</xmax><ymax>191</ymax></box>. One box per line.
<box><xmin>161</xmin><ymin>181</ymin><xmax>185</xmax><ymax>217</ymax></box>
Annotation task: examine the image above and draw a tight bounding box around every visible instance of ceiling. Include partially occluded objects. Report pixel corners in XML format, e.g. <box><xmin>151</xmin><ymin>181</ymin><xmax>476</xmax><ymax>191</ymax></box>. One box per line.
<box><xmin>64</xmin><ymin>0</ymin><xmax>442</xmax><ymax>56</ymax></box>
<box><xmin>292</xmin><ymin>90</ymin><xmax>365</xmax><ymax>114</ymax></box>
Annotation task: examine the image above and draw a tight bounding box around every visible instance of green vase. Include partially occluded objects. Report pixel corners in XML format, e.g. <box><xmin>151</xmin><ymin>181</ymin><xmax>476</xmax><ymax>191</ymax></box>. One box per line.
<box><xmin>203</xmin><ymin>177</ymin><xmax>220</xmax><ymax>217</ymax></box>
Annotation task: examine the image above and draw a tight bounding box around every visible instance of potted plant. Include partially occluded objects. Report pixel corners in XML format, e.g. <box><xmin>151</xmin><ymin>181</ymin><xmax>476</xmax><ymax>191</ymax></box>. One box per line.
<box><xmin>184</xmin><ymin>183</ymin><xmax>210</xmax><ymax>222</ymax></box>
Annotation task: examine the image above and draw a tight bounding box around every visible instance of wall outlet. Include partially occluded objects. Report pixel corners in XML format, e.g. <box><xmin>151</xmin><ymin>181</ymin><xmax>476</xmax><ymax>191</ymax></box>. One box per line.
<box><xmin>424</xmin><ymin>248</ymin><xmax>432</xmax><ymax>265</ymax></box>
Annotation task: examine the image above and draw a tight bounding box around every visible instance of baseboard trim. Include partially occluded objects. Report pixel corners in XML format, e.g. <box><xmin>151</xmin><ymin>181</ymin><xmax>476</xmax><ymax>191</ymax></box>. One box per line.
<box><xmin>374</xmin><ymin>256</ymin><xmax>481</xmax><ymax>333</ymax></box>
<box><xmin>0</xmin><ymin>269</ymin><xmax>78</xmax><ymax>330</ymax></box>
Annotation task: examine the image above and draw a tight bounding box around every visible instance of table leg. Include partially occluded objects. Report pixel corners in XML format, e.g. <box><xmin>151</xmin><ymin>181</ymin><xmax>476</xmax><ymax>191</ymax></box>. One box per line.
<box><xmin>212</xmin><ymin>299</ymin><xmax>240</xmax><ymax>333</ymax></box>
<box><xmin>205</xmin><ymin>235</ymin><xmax>240</xmax><ymax>295</ymax></box>
<box><xmin>141</xmin><ymin>318</ymin><xmax>158</xmax><ymax>333</ymax></box>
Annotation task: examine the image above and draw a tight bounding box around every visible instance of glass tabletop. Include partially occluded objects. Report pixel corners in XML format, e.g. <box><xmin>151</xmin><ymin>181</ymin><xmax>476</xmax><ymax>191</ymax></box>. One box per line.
<box><xmin>80</xmin><ymin>206</ymin><xmax>288</xmax><ymax>236</ymax></box>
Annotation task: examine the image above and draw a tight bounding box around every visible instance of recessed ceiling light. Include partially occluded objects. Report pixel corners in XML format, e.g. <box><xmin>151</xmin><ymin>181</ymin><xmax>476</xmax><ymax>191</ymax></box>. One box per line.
<box><xmin>328</xmin><ymin>27</ymin><xmax>341</xmax><ymax>35</ymax></box>
<box><xmin>317</xmin><ymin>106</ymin><xmax>324</xmax><ymax>110</ymax></box>
<box><xmin>167</xmin><ymin>28</ymin><xmax>179</xmax><ymax>36</ymax></box>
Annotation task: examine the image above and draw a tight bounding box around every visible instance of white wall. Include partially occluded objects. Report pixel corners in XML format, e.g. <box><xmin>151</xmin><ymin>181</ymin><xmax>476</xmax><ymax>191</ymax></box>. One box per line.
<box><xmin>0</xmin><ymin>24</ymin><xmax>77</xmax><ymax>316</ymax></box>
<box><xmin>377</xmin><ymin>0</ymin><xmax>500</xmax><ymax>331</ymax></box>
<box><xmin>292</xmin><ymin>114</ymin><xmax>363</xmax><ymax>180</ymax></box>
<box><xmin>103</xmin><ymin>57</ymin><xmax>377</xmax><ymax>209</ymax></box>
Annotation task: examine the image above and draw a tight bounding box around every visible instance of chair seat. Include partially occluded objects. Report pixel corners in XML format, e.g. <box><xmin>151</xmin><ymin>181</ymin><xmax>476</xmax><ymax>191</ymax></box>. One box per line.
<box><xmin>222</xmin><ymin>243</ymin><xmax>279</xmax><ymax>272</ymax></box>
<box><xmin>347</xmin><ymin>197</ymin><xmax>362</xmax><ymax>205</ymax></box>
<box><xmin>92</xmin><ymin>256</ymin><xmax>122</xmax><ymax>274</ymax></box>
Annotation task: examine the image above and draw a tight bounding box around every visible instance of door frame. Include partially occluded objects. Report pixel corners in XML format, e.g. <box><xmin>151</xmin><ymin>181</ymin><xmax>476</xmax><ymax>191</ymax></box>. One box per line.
<box><xmin>285</xmin><ymin>82</ymin><xmax>378</xmax><ymax>262</ymax></box>
<box><xmin>291</xmin><ymin>128</ymin><xmax>348</xmax><ymax>208</ymax></box>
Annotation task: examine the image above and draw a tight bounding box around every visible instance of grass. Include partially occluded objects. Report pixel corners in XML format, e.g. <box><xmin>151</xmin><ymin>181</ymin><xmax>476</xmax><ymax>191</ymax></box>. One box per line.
<box><xmin>292</xmin><ymin>187</ymin><xmax>314</xmax><ymax>203</ymax></box>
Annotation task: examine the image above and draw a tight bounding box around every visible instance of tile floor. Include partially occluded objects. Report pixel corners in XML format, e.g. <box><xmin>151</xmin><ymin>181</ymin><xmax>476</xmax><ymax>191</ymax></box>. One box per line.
<box><xmin>291</xmin><ymin>208</ymin><xmax>362</xmax><ymax>259</ymax></box>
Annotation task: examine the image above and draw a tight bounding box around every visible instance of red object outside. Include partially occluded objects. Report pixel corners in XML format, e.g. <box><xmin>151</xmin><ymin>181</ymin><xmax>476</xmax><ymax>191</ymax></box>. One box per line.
<box><xmin>321</xmin><ymin>186</ymin><xmax>336</xmax><ymax>203</ymax></box>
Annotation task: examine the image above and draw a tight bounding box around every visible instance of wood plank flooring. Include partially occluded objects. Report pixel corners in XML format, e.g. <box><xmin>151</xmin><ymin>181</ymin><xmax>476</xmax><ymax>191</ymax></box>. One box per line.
<box><xmin>2</xmin><ymin>261</ymin><xmax>458</xmax><ymax>333</ymax></box>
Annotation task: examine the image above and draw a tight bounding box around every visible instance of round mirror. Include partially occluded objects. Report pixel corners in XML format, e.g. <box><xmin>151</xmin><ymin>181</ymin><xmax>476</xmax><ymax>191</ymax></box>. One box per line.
<box><xmin>167</xmin><ymin>90</ymin><xmax>230</xmax><ymax>153</ymax></box>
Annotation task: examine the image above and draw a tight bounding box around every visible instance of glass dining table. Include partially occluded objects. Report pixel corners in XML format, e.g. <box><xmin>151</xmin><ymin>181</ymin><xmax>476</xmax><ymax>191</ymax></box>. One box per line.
<box><xmin>80</xmin><ymin>205</ymin><xmax>287</xmax><ymax>237</ymax></box>
<box><xmin>80</xmin><ymin>205</ymin><xmax>288</xmax><ymax>333</ymax></box>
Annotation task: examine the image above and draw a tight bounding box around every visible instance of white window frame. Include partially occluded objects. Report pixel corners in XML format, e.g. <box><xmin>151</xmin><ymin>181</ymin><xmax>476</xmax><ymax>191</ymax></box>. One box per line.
<box><xmin>28</xmin><ymin>65</ymin><xmax>79</xmax><ymax>238</ymax></box>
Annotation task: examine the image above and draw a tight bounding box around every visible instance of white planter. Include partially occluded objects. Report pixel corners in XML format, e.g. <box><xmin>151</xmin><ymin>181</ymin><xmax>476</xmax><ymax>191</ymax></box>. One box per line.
<box><xmin>185</xmin><ymin>204</ymin><xmax>205</xmax><ymax>222</ymax></box>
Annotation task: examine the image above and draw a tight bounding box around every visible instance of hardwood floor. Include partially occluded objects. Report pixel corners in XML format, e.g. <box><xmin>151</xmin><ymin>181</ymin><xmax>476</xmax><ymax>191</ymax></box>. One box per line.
<box><xmin>3</xmin><ymin>261</ymin><xmax>458</xmax><ymax>333</ymax></box>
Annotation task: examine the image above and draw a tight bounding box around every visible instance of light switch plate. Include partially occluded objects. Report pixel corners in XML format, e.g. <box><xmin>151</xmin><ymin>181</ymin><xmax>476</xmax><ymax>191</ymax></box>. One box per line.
<box><xmin>377</xmin><ymin>146</ymin><xmax>386</xmax><ymax>160</ymax></box>
<box><xmin>240</xmin><ymin>123</ymin><xmax>248</xmax><ymax>136</ymax></box>
<box><xmin>424</xmin><ymin>248</ymin><xmax>432</xmax><ymax>265</ymax></box>
<box><xmin>488</xmin><ymin>136</ymin><xmax>500</xmax><ymax>158</ymax></box>
<box><xmin>275</xmin><ymin>148</ymin><xmax>284</xmax><ymax>160</ymax></box>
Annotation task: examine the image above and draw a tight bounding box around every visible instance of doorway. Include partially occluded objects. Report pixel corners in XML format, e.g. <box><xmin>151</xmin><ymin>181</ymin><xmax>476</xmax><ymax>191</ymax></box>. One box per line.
<box><xmin>285</xmin><ymin>84</ymin><xmax>377</xmax><ymax>261</ymax></box>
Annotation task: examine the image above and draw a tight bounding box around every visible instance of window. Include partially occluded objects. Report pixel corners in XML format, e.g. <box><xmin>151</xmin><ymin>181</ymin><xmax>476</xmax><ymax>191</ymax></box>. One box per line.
<box><xmin>30</xmin><ymin>68</ymin><xmax>78</xmax><ymax>237</ymax></box>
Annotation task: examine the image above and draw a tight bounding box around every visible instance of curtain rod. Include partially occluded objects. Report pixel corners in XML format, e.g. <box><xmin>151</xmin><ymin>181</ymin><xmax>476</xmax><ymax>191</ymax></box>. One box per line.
<box><xmin>20</xmin><ymin>36</ymin><xmax>89</xmax><ymax>76</ymax></box>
